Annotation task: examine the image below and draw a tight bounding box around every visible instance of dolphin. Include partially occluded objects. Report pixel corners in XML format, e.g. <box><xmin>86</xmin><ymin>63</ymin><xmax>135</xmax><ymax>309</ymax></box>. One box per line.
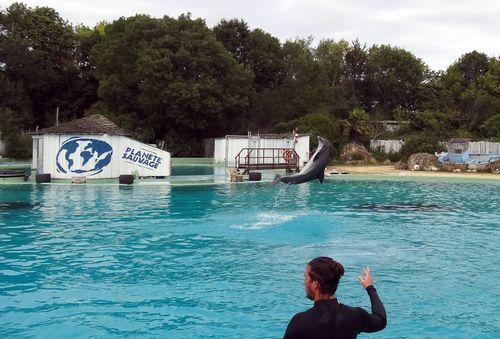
<box><xmin>272</xmin><ymin>136</ymin><xmax>332</xmax><ymax>185</ymax></box>
<box><xmin>0</xmin><ymin>202</ymin><xmax>38</xmax><ymax>211</ymax></box>
<box><xmin>352</xmin><ymin>204</ymin><xmax>452</xmax><ymax>212</ymax></box>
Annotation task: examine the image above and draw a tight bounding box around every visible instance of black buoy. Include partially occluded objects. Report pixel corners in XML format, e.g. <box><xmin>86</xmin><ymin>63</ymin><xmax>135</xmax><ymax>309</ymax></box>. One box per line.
<box><xmin>248</xmin><ymin>172</ymin><xmax>261</xmax><ymax>181</ymax></box>
<box><xmin>119</xmin><ymin>174</ymin><xmax>134</xmax><ymax>185</ymax></box>
<box><xmin>35</xmin><ymin>173</ymin><xmax>51</xmax><ymax>183</ymax></box>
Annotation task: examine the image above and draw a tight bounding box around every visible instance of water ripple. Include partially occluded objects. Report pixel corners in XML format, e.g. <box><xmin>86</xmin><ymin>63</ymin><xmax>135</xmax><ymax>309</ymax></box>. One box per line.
<box><xmin>0</xmin><ymin>180</ymin><xmax>499</xmax><ymax>337</ymax></box>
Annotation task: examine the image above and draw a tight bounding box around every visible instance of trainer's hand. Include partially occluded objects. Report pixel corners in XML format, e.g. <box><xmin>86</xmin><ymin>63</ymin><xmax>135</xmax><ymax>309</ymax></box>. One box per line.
<box><xmin>357</xmin><ymin>266</ymin><xmax>374</xmax><ymax>289</ymax></box>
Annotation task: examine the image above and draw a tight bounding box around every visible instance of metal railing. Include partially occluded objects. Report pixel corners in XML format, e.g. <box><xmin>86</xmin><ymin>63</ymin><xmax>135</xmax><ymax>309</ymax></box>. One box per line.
<box><xmin>235</xmin><ymin>148</ymin><xmax>300</xmax><ymax>174</ymax></box>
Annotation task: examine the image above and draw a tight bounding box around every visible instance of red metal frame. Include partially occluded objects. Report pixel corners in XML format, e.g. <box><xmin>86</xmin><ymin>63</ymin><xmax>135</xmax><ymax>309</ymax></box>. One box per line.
<box><xmin>235</xmin><ymin>148</ymin><xmax>300</xmax><ymax>174</ymax></box>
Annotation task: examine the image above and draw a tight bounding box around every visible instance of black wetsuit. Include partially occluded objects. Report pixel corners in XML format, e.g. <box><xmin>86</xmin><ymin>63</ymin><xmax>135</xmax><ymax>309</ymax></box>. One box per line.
<box><xmin>284</xmin><ymin>286</ymin><xmax>386</xmax><ymax>339</ymax></box>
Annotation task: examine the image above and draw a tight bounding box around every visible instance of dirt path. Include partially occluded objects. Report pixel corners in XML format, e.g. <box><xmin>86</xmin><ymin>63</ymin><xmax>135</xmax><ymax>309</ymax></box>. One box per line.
<box><xmin>326</xmin><ymin>165</ymin><xmax>500</xmax><ymax>180</ymax></box>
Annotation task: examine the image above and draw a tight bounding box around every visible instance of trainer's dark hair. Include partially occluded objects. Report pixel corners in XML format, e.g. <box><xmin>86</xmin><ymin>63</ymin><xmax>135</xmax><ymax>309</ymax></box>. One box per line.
<box><xmin>308</xmin><ymin>257</ymin><xmax>345</xmax><ymax>295</ymax></box>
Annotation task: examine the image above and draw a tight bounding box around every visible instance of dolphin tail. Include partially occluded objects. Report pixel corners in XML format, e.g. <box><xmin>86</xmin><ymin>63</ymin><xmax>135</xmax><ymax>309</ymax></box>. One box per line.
<box><xmin>271</xmin><ymin>174</ymin><xmax>282</xmax><ymax>186</ymax></box>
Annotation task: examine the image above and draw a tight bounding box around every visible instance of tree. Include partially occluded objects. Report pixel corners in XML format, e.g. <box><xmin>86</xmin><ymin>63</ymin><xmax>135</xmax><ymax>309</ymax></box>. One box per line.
<box><xmin>314</xmin><ymin>39</ymin><xmax>353</xmax><ymax>119</ymax></box>
<box><xmin>213</xmin><ymin>19</ymin><xmax>250</xmax><ymax>65</ymax></box>
<box><xmin>246</xmin><ymin>29</ymin><xmax>285</xmax><ymax>89</ymax></box>
<box><xmin>365</xmin><ymin>45</ymin><xmax>427</xmax><ymax>119</ymax></box>
<box><xmin>91</xmin><ymin>14</ymin><xmax>254</xmax><ymax>155</ymax></box>
<box><xmin>342</xmin><ymin>108</ymin><xmax>374</xmax><ymax>145</ymax></box>
<box><xmin>275</xmin><ymin>112</ymin><xmax>342</xmax><ymax>152</ymax></box>
<box><xmin>315</xmin><ymin>39</ymin><xmax>349</xmax><ymax>88</ymax></box>
<box><xmin>440</xmin><ymin>52</ymin><xmax>499</xmax><ymax>132</ymax></box>
<box><xmin>0</xmin><ymin>3</ymin><xmax>95</xmax><ymax>129</ymax></box>
<box><xmin>274</xmin><ymin>38</ymin><xmax>331</xmax><ymax>123</ymax></box>
<box><xmin>479</xmin><ymin>113</ymin><xmax>500</xmax><ymax>139</ymax></box>
<box><xmin>343</xmin><ymin>39</ymin><xmax>369</xmax><ymax>112</ymax></box>
<box><xmin>455</xmin><ymin>50</ymin><xmax>490</xmax><ymax>89</ymax></box>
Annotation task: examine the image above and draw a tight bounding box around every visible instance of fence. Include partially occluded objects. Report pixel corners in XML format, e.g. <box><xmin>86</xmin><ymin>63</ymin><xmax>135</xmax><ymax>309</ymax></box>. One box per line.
<box><xmin>370</xmin><ymin>139</ymin><xmax>404</xmax><ymax>153</ymax></box>
<box><xmin>467</xmin><ymin>141</ymin><xmax>500</xmax><ymax>154</ymax></box>
<box><xmin>371</xmin><ymin>139</ymin><xmax>500</xmax><ymax>155</ymax></box>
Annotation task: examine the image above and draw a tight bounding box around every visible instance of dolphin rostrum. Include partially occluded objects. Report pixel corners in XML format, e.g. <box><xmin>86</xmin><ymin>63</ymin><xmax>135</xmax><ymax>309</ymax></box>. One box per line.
<box><xmin>272</xmin><ymin>136</ymin><xmax>332</xmax><ymax>185</ymax></box>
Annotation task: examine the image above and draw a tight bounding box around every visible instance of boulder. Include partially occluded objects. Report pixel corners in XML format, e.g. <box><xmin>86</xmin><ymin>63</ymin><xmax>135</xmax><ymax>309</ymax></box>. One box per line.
<box><xmin>440</xmin><ymin>163</ymin><xmax>467</xmax><ymax>172</ymax></box>
<box><xmin>489</xmin><ymin>159</ymin><xmax>500</xmax><ymax>172</ymax></box>
<box><xmin>467</xmin><ymin>163</ymin><xmax>490</xmax><ymax>173</ymax></box>
<box><xmin>406</xmin><ymin>153</ymin><xmax>438</xmax><ymax>171</ymax></box>
<box><xmin>340</xmin><ymin>143</ymin><xmax>372</xmax><ymax>163</ymax></box>
<box><xmin>470</xmin><ymin>159</ymin><xmax>500</xmax><ymax>173</ymax></box>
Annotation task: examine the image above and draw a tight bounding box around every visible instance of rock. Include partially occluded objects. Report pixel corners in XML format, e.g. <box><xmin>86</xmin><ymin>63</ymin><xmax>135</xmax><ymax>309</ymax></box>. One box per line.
<box><xmin>394</xmin><ymin>161</ymin><xmax>406</xmax><ymax>170</ymax></box>
<box><xmin>406</xmin><ymin>153</ymin><xmax>438</xmax><ymax>171</ymax></box>
<box><xmin>453</xmin><ymin>168</ymin><xmax>461</xmax><ymax>173</ymax></box>
<box><xmin>468</xmin><ymin>160</ymin><xmax>500</xmax><ymax>173</ymax></box>
<box><xmin>441</xmin><ymin>163</ymin><xmax>467</xmax><ymax>172</ymax></box>
<box><xmin>228</xmin><ymin>168</ymin><xmax>243</xmax><ymax>182</ymax></box>
<box><xmin>489</xmin><ymin>159</ymin><xmax>500</xmax><ymax>172</ymax></box>
<box><xmin>71</xmin><ymin>176</ymin><xmax>86</xmax><ymax>184</ymax></box>
<box><xmin>340</xmin><ymin>143</ymin><xmax>372</xmax><ymax>163</ymax></box>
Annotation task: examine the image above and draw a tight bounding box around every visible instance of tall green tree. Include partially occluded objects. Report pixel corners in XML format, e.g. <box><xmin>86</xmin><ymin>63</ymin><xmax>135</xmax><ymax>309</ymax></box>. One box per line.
<box><xmin>440</xmin><ymin>52</ymin><xmax>499</xmax><ymax>131</ymax></box>
<box><xmin>0</xmin><ymin>3</ymin><xmax>89</xmax><ymax>128</ymax></box>
<box><xmin>213</xmin><ymin>19</ymin><xmax>250</xmax><ymax>65</ymax></box>
<box><xmin>365</xmin><ymin>45</ymin><xmax>427</xmax><ymax>119</ymax></box>
<box><xmin>92</xmin><ymin>14</ymin><xmax>254</xmax><ymax>155</ymax></box>
<box><xmin>273</xmin><ymin>38</ymin><xmax>331</xmax><ymax>123</ymax></box>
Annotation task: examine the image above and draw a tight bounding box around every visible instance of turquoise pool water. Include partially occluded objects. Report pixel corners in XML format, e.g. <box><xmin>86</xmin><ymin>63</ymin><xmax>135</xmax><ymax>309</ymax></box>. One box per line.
<box><xmin>0</xmin><ymin>178</ymin><xmax>499</xmax><ymax>338</ymax></box>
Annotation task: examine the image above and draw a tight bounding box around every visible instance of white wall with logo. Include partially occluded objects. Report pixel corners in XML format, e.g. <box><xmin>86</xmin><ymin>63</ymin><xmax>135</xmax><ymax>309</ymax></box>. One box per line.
<box><xmin>32</xmin><ymin>134</ymin><xmax>171</xmax><ymax>179</ymax></box>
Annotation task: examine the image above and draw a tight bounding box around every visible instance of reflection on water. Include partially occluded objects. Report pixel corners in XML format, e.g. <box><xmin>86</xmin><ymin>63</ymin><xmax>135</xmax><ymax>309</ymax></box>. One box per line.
<box><xmin>171</xmin><ymin>165</ymin><xmax>215</xmax><ymax>176</ymax></box>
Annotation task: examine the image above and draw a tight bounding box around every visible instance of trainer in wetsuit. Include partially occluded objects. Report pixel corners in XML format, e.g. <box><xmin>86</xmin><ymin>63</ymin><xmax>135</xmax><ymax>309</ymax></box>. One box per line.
<box><xmin>284</xmin><ymin>257</ymin><xmax>386</xmax><ymax>339</ymax></box>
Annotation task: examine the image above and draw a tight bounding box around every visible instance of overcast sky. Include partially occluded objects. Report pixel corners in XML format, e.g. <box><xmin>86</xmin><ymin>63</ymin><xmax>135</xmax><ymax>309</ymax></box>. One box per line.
<box><xmin>1</xmin><ymin>0</ymin><xmax>499</xmax><ymax>71</ymax></box>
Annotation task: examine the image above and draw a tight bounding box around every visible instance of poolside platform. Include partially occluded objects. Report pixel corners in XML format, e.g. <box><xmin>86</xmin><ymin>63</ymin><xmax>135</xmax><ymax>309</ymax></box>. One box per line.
<box><xmin>1</xmin><ymin>159</ymin><xmax>499</xmax><ymax>186</ymax></box>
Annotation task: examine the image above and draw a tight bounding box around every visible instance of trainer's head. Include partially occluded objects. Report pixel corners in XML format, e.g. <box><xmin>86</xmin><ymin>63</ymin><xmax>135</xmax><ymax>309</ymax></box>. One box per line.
<box><xmin>304</xmin><ymin>257</ymin><xmax>345</xmax><ymax>301</ymax></box>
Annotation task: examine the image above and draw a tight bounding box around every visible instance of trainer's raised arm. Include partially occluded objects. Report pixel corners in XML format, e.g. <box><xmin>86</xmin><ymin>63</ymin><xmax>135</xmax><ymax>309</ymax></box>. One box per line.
<box><xmin>284</xmin><ymin>258</ymin><xmax>387</xmax><ymax>338</ymax></box>
<box><xmin>357</xmin><ymin>266</ymin><xmax>387</xmax><ymax>333</ymax></box>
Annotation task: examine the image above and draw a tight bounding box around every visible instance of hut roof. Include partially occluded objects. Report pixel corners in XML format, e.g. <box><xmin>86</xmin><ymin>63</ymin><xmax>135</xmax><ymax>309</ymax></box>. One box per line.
<box><xmin>218</xmin><ymin>133</ymin><xmax>311</xmax><ymax>140</ymax></box>
<box><xmin>29</xmin><ymin>114</ymin><xmax>131</xmax><ymax>136</ymax></box>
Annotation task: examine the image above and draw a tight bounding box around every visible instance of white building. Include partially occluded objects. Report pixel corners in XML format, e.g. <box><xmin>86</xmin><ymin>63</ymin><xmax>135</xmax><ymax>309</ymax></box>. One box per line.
<box><xmin>29</xmin><ymin>114</ymin><xmax>171</xmax><ymax>180</ymax></box>
<box><xmin>213</xmin><ymin>133</ymin><xmax>310</xmax><ymax>168</ymax></box>
<box><xmin>0</xmin><ymin>137</ymin><xmax>5</xmax><ymax>156</ymax></box>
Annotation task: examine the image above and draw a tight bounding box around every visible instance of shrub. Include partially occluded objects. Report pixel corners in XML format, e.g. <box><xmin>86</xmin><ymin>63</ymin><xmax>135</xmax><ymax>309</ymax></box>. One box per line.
<box><xmin>351</xmin><ymin>152</ymin><xmax>365</xmax><ymax>161</ymax></box>
<box><xmin>479</xmin><ymin>113</ymin><xmax>500</xmax><ymax>139</ymax></box>
<box><xmin>372</xmin><ymin>146</ymin><xmax>401</xmax><ymax>163</ymax></box>
<box><xmin>399</xmin><ymin>134</ymin><xmax>439</xmax><ymax>161</ymax></box>
<box><xmin>275</xmin><ymin>112</ymin><xmax>342</xmax><ymax>156</ymax></box>
<box><xmin>5</xmin><ymin>131</ymin><xmax>32</xmax><ymax>159</ymax></box>
<box><xmin>388</xmin><ymin>151</ymin><xmax>401</xmax><ymax>162</ymax></box>
<box><xmin>372</xmin><ymin>147</ymin><xmax>387</xmax><ymax>162</ymax></box>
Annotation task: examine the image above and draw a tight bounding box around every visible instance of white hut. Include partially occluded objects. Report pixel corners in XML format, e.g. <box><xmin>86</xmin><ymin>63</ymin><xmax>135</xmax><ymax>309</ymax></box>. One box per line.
<box><xmin>213</xmin><ymin>133</ymin><xmax>310</xmax><ymax>168</ymax></box>
<box><xmin>29</xmin><ymin>114</ymin><xmax>171</xmax><ymax>180</ymax></box>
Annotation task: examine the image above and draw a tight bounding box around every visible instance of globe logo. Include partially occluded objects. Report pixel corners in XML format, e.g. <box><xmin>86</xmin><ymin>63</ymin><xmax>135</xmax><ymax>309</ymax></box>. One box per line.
<box><xmin>56</xmin><ymin>138</ymin><xmax>113</xmax><ymax>176</ymax></box>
